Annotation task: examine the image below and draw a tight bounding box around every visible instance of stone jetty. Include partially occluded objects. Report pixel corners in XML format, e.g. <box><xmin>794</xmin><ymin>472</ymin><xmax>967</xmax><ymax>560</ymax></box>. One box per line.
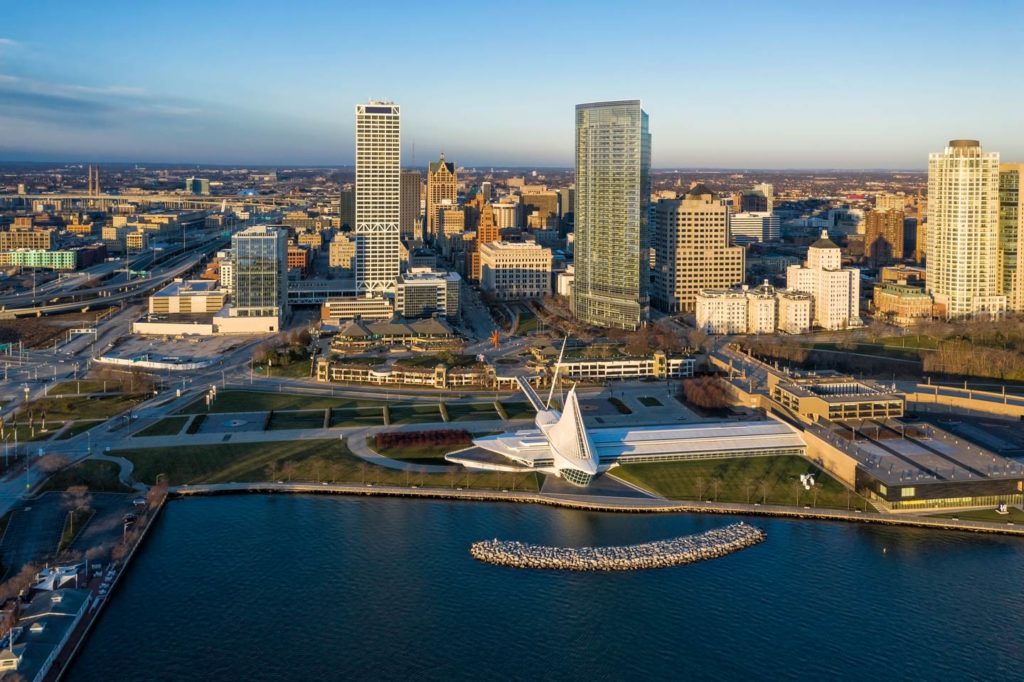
<box><xmin>470</xmin><ymin>522</ymin><xmax>765</xmax><ymax>571</ymax></box>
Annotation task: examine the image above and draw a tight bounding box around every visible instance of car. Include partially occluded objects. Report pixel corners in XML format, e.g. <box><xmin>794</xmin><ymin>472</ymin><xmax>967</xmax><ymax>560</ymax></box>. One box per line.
<box><xmin>321</xmin><ymin>482</ymin><xmax>328</xmax><ymax>486</ymax></box>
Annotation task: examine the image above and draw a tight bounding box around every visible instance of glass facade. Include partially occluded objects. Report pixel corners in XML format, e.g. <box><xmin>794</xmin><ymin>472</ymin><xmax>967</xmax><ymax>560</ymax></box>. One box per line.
<box><xmin>232</xmin><ymin>226</ymin><xmax>287</xmax><ymax>318</ymax></box>
<box><xmin>999</xmin><ymin>165</ymin><xmax>1022</xmax><ymax>310</ymax></box>
<box><xmin>572</xmin><ymin>100</ymin><xmax>651</xmax><ymax>330</ymax></box>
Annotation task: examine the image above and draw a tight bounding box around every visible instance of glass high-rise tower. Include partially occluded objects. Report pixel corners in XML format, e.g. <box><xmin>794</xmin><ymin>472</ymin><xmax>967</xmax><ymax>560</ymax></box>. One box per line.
<box><xmin>355</xmin><ymin>100</ymin><xmax>401</xmax><ymax>294</ymax></box>
<box><xmin>572</xmin><ymin>100</ymin><xmax>651</xmax><ymax>330</ymax></box>
<box><xmin>230</xmin><ymin>225</ymin><xmax>287</xmax><ymax>319</ymax></box>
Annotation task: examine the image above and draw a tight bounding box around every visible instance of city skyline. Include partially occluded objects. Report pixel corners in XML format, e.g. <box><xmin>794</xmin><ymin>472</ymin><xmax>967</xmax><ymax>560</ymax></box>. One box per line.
<box><xmin>1</xmin><ymin>1</ymin><xmax>1022</xmax><ymax>167</ymax></box>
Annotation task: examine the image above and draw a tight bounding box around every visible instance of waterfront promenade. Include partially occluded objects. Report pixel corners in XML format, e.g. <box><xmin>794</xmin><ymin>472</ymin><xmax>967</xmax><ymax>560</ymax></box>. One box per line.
<box><xmin>168</xmin><ymin>480</ymin><xmax>1024</xmax><ymax>537</ymax></box>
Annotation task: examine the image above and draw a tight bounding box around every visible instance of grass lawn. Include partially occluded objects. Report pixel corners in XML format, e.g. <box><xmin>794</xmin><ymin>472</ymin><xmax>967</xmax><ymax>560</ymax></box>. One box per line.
<box><xmin>638</xmin><ymin>396</ymin><xmax>663</xmax><ymax>407</ymax></box>
<box><xmin>58</xmin><ymin>508</ymin><xmax>96</xmax><ymax>552</ymax></box>
<box><xmin>41</xmin><ymin>459</ymin><xmax>132</xmax><ymax>493</ymax></box>
<box><xmin>258</xmin><ymin>360</ymin><xmax>314</xmax><ymax>379</ymax></box>
<box><xmin>930</xmin><ymin>507</ymin><xmax>1024</xmax><ymax>523</ymax></box>
<box><xmin>49</xmin><ymin>380</ymin><xmax>124</xmax><ymax>395</ymax></box>
<box><xmin>1</xmin><ymin>424</ymin><xmax>62</xmax><ymax>443</ymax></box>
<box><xmin>445</xmin><ymin>402</ymin><xmax>501</xmax><ymax>422</ymax></box>
<box><xmin>24</xmin><ymin>394</ymin><xmax>145</xmax><ymax>421</ymax></box>
<box><xmin>608</xmin><ymin>397</ymin><xmax>633</xmax><ymax>415</ymax></box>
<box><xmin>328</xmin><ymin>407</ymin><xmax>384</xmax><ymax>428</ymax></box>
<box><xmin>334</xmin><ymin>356</ymin><xmax>387</xmax><ymax>367</ymax></box>
<box><xmin>516</xmin><ymin>310</ymin><xmax>540</xmax><ymax>334</ymax></box>
<box><xmin>118</xmin><ymin>438</ymin><xmax>542</xmax><ymax>492</ymax></box>
<box><xmin>177</xmin><ymin>390</ymin><xmax>384</xmax><ymax>414</ymax></box>
<box><xmin>612</xmin><ymin>456</ymin><xmax>871</xmax><ymax>511</ymax></box>
<box><xmin>388</xmin><ymin>403</ymin><xmax>443</xmax><ymax>425</ymax></box>
<box><xmin>806</xmin><ymin>341</ymin><xmax>922</xmax><ymax>362</ymax></box>
<box><xmin>56</xmin><ymin>420</ymin><xmax>105</xmax><ymax>440</ymax></box>
<box><xmin>185</xmin><ymin>414</ymin><xmax>206</xmax><ymax>434</ymax></box>
<box><xmin>397</xmin><ymin>353</ymin><xmax>478</xmax><ymax>369</ymax></box>
<box><xmin>135</xmin><ymin>416</ymin><xmax>189</xmax><ymax>438</ymax></box>
<box><xmin>502</xmin><ymin>401</ymin><xmax>536</xmax><ymax>421</ymax></box>
<box><xmin>267</xmin><ymin>410</ymin><xmax>326</xmax><ymax>431</ymax></box>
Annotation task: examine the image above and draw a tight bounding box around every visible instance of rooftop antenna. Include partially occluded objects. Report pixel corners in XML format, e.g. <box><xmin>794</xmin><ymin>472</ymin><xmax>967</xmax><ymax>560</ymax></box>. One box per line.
<box><xmin>546</xmin><ymin>335</ymin><xmax>569</xmax><ymax>410</ymax></box>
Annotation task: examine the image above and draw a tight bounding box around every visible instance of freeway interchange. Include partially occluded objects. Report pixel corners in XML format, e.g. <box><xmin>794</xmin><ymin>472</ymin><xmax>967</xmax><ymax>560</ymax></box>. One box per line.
<box><xmin>0</xmin><ymin>232</ymin><xmax>227</xmax><ymax>318</ymax></box>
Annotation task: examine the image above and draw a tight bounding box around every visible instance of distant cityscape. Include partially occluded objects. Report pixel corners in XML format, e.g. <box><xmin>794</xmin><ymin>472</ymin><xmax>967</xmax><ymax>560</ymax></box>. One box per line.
<box><xmin>1</xmin><ymin>97</ymin><xmax>1023</xmax><ymax>680</ymax></box>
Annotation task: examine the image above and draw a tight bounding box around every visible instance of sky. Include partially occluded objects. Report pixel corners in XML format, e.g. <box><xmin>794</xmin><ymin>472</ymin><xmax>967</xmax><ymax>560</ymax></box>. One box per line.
<box><xmin>1</xmin><ymin>0</ymin><xmax>1022</xmax><ymax>169</ymax></box>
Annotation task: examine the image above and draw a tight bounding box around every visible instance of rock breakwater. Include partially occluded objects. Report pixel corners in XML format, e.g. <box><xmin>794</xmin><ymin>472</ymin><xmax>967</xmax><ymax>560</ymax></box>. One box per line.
<box><xmin>470</xmin><ymin>522</ymin><xmax>765</xmax><ymax>571</ymax></box>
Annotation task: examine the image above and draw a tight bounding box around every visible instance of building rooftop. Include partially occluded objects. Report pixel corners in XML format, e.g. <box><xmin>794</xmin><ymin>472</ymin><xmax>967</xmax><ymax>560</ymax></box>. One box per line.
<box><xmin>810</xmin><ymin>230</ymin><xmax>839</xmax><ymax>250</ymax></box>
<box><xmin>153</xmin><ymin>279</ymin><xmax>220</xmax><ymax>297</ymax></box>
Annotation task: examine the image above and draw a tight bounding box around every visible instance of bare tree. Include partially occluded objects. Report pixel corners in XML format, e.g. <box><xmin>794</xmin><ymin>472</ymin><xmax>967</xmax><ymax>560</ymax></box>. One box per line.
<box><xmin>62</xmin><ymin>485</ymin><xmax>92</xmax><ymax>538</ymax></box>
<box><xmin>38</xmin><ymin>454</ymin><xmax>71</xmax><ymax>475</ymax></box>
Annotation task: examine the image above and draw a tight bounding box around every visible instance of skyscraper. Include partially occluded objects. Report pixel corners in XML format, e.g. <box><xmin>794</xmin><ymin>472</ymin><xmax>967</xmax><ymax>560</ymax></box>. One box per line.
<box><xmin>572</xmin><ymin>100</ymin><xmax>651</xmax><ymax>330</ymax></box>
<box><xmin>926</xmin><ymin>139</ymin><xmax>1005</xmax><ymax>318</ymax></box>
<box><xmin>469</xmin><ymin>203</ymin><xmax>500</xmax><ymax>281</ymax></box>
<box><xmin>426</xmin><ymin>153</ymin><xmax>457</xmax><ymax>238</ymax></box>
<box><xmin>339</xmin><ymin>187</ymin><xmax>356</xmax><ymax>231</ymax></box>
<box><xmin>355</xmin><ymin>100</ymin><xmax>401</xmax><ymax>294</ymax></box>
<box><xmin>999</xmin><ymin>164</ymin><xmax>1024</xmax><ymax>312</ymax></box>
<box><xmin>400</xmin><ymin>170</ymin><xmax>422</xmax><ymax>240</ymax></box>
<box><xmin>652</xmin><ymin>185</ymin><xmax>744</xmax><ymax>313</ymax></box>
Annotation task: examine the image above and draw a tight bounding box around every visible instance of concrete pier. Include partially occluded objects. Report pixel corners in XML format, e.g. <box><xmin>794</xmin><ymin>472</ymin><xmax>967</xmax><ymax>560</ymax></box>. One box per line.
<box><xmin>470</xmin><ymin>522</ymin><xmax>765</xmax><ymax>571</ymax></box>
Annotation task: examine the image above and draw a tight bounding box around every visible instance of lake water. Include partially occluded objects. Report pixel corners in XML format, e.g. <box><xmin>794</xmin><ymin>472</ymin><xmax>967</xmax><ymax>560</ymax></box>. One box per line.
<box><xmin>68</xmin><ymin>495</ymin><xmax>1024</xmax><ymax>681</ymax></box>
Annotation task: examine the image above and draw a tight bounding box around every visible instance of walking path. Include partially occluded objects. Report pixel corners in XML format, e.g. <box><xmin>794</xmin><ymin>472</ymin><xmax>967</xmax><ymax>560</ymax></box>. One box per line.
<box><xmin>166</xmin><ymin>481</ymin><xmax>1024</xmax><ymax>536</ymax></box>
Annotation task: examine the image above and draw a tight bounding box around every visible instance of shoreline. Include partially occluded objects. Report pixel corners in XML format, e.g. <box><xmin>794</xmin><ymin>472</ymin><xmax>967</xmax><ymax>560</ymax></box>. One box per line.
<box><xmin>169</xmin><ymin>482</ymin><xmax>1024</xmax><ymax>537</ymax></box>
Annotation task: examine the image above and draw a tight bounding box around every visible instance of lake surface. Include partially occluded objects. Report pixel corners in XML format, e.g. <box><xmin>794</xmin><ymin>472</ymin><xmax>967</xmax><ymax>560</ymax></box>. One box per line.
<box><xmin>68</xmin><ymin>495</ymin><xmax>1024</xmax><ymax>681</ymax></box>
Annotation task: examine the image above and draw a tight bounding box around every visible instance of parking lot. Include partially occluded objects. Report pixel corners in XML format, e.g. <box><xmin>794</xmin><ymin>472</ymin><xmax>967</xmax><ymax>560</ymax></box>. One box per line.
<box><xmin>1</xmin><ymin>492</ymin><xmax>137</xmax><ymax>578</ymax></box>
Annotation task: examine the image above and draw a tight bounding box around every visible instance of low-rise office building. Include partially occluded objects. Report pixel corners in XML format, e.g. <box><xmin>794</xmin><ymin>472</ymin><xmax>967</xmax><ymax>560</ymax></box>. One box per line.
<box><xmin>478</xmin><ymin>241</ymin><xmax>552</xmax><ymax>300</ymax></box>
<box><xmin>148</xmin><ymin>279</ymin><xmax>226</xmax><ymax>314</ymax></box>
<box><xmin>768</xmin><ymin>373</ymin><xmax>905</xmax><ymax>422</ymax></box>
<box><xmin>321</xmin><ymin>295</ymin><xmax>395</xmax><ymax>324</ymax></box>
<box><xmin>873</xmin><ymin>282</ymin><xmax>934</xmax><ymax>325</ymax></box>
<box><xmin>395</xmin><ymin>268</ymin><xmax>461</xmax><ymax>318</ymax></box>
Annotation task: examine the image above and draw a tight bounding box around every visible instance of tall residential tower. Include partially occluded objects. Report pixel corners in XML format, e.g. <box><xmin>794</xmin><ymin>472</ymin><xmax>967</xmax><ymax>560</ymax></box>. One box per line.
<box><xmin>355</xmin><ymin>101</ymin><xmax>401</xmax><ymax>294</ymax></box>
<box><xmin>1000</xmin><ymin>164</ymin><xmax>1024</xmax><ymax>312</ymax></box>
<box><xmin>926</xmin><ymin>139</ymin><xmax>1005</xmax><ymax>318</ymax></box>
<box><xmin>572</xmin><ymin>100</ymin><xmax>651</xmax><ymax>330</ymax></box>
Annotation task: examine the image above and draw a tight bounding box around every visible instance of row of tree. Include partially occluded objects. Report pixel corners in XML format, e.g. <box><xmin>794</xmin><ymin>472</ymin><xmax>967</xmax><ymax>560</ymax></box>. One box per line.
<box><xmin>680</xmin><ymin>376</ymin><xmax>733</xmax><ymax>409</ymax></box>
<box><xmin>374</xmin><ymin>429</ymin><xmax>473</xmax><ymax>450</ymax></box>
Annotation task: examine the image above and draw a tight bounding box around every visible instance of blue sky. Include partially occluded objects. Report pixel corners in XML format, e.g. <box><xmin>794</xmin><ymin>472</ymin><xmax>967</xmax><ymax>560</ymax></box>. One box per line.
<box><xmin>1</xmin><ymin>0</ymin><xmax>1021</xmax><ymax>168</ymax></box>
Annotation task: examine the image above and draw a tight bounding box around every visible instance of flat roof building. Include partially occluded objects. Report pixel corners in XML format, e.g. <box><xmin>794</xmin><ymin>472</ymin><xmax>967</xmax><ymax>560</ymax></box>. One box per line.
<box><xmin>149</xmin><ymin>279</ymin><xmax>226</xmax><ymax>314</ymax></box>
<box><xmin>479</xmin><ymin>241</ymin><xmax>552</xmax><ymax>300</ymax></box>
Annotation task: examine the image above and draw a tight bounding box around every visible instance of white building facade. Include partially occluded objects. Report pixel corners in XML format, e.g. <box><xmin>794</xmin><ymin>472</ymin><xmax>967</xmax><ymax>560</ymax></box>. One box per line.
<box><xmin>927</xmin><ymin>139</ymin><xmax>1006</xmax><ymax>318</ymax></box>
<box><xmin>786</xmin><ymin>232</ymin><xmax>861</xmax><ymax>330</ymax></box>
<box><xmin>355</xmin><ymin>101</ymin><xmax>401</xmax><ymax>294</ymax></box>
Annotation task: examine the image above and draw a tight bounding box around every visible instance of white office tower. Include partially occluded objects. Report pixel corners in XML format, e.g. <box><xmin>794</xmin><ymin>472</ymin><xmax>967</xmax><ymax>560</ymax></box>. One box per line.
<box><xmin>731</xmin><ymin>211</ymin><xmax>781</xmax><ymax>244</ymax></box>
<box><xmin>786</xmin><ymin>231</ymin><xmax>860</xmax><ymax>330</ymax></box>
<box><xmin>927</xmin><ymin>139</ymin><xmax>1006</xmax><ymax>318</ymax></box>
<box><xmin>355</xmin><ymin>101</ymin><xmax>401</xmax><ymax>294</ymax></box>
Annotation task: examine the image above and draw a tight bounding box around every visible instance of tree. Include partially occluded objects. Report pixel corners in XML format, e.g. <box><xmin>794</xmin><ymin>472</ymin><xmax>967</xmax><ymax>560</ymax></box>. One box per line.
<box><xmin>62</xmin><ymin>485</ymin><xmax>92</xmax><ymax>538</ymax></box>
<box><xmin>0</xmin><ymin>563</ymin><xmax>40</xmax><ymax>603</ymax></box>
<box><xmin>38</xmin><ymin>453</ymin><xmax>70</xmax><ymax>475</ymax></box>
